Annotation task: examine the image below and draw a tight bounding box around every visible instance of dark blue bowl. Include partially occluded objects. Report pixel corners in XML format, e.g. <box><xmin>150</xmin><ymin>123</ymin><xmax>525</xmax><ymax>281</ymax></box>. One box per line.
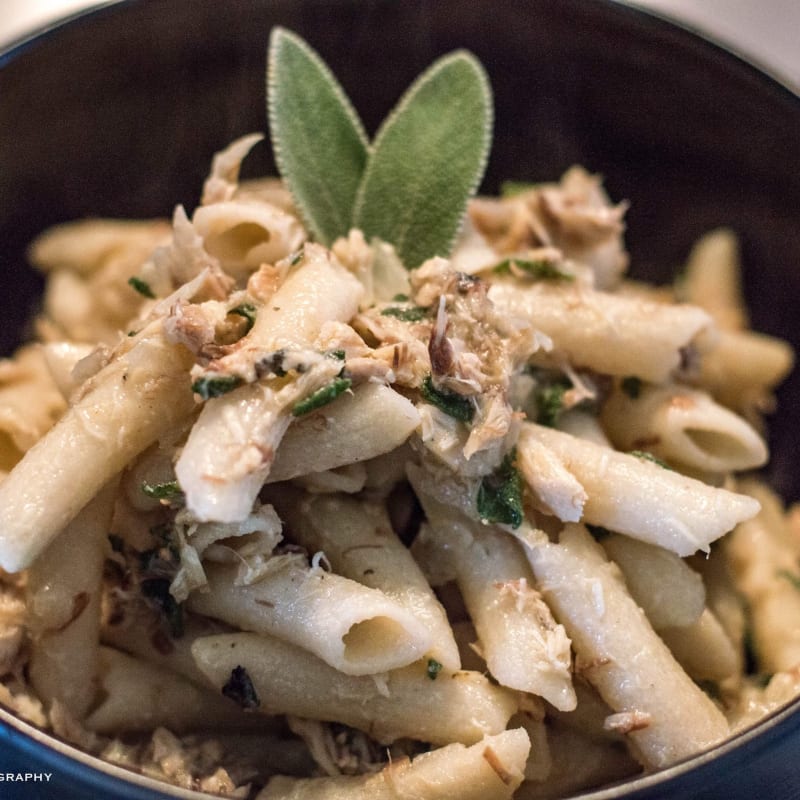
<box><xmin>0</xmin><ymin>1</ymin><xmax>799</xmax><ymax>798</ymax></box>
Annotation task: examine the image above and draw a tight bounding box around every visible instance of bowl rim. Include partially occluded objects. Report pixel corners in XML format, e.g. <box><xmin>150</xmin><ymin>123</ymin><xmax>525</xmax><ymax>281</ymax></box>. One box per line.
<box><xmin>1</xmin><ymin>0</ymin><xmax>800</xmax><ymax>798</ymax></box>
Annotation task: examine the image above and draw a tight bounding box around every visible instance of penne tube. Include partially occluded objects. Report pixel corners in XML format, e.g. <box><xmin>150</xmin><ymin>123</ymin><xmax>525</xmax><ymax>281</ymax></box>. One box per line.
<box><xmin>601</xmin><ymin>383</ymin><xmax>767</xmax><ymax>473</ymax></box>
<box><xmin>527</xmin><ymin>524</ymin><xmax>729</xmax><ymax>768</ymax></box>
<box><xmin>27</xmin><ymin>481</ymin><xmax>117</xmax><ymax>719</ymax></box>
<box><xmin>268</xmin><ymin>383</ymin><xmax>420</xmax><ymax>483</ymax></box>
<box><xmin>84</xmin><ymin>647</ymin><xmax>255</xmax><ymax>735</ymax></box>
<box><xmin>725</xmin><ymin>480</ymin><xmax>800</xmax><ymax>673</ymax></box>
<box><xmin>0</xmin><ymin>324</ymin><xmax>195</xmax><ymax>572</ymax></box>
<box><xmin>186</xmin><ymin>562</ymin><xmax>433</xmax><ymax>676</ymax></box>
<box><xmin>258</xmin><ymin>728</ymin><xmax>530</xmax><ymax>800</ymax></box>
<box><xmin>600</xmin><ymin>533</ymin><xmax>705</xmax><ymax>630</ymax></box>
<box><xmin>408</xmin><ymin>466</ymin><xmax>575</xmax><ymax>710</ymax></box>
<box><xmin>27</xmin><ymin>218</ymin><xmax>170</xmax><ymax>276</ymax></box>
<box><xmin>192</xmin><ymin>633</ymin><xmax>518</xmax><ymax>746</ymax></box>
<box><xmin>698</xmin><ymin>329</ymin><xmax>794</xmax><ymax>411</ymax></box>
<box><xmin>192</xmin><ymin>198</ymin><xmax>305</xmax><ymax>281</ymax></box>
<box><xmin>175</xmin><ymin>244</ymin><xmax>363</xmax><ymax>523</ymax></box>
<box><xmin>273</xmin><ymin>491</ymin><xmax>459</xmax><ymax>672</ymax></box>
<box><xmin>488</xmin><ymin>279</ymin><xmax>713</xmax><ymax>383</ymax></box>
<box><xmin>519</xmin><ymin>423</ymin><xmax>760</xmax><ymax>556</ymax></box>
<box><xmin>679</xmin><ymin>228</ymin><xmax>747</xmax><ymax>330</ymax></box>
<box><xmin>658</xmin><ymin>608</ymin><xmax>740</xmax><ymax>683</ymax></box>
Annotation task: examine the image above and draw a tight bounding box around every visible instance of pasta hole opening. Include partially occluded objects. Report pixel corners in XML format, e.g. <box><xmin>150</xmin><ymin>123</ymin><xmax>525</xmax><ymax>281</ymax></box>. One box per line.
<box><xmin>204</xmin><ymin>222</ymin><xmax>271</xmax><ymax>265</ymax></box>
<box><xmin>684</xmin><ymin>427</ymin><xmax>757</xmax><ymax>464</ymax></box>
<box><xmin>342</xmin><ymin>617</ymin><xmax>412</xmax><ymax>664</ymax></box>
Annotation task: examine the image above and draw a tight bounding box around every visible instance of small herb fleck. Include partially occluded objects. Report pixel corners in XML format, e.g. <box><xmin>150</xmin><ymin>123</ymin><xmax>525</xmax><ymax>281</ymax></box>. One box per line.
<box><xmin>289</xmin><ymin>248</ymin><xmax>305</xmax><ymax>266</ymax></box>
<box><xmin>477</xmin><ymin>449</ymin><xmax>524</xmax><ymax>528</ymax></box>
<box><xmin>326</xmin><ymin>349</ymin><xmax>346</xmax><ymax>361</ymax></box>
<box><xmin>535</xmin><ymin>381</ymin><xmax>569</xmax><ymax>428</ymax></box>
<box><xmin>381</xmin><ymin>305</ymin><xmax>429</xmax><ymax>322</ymax></box>
<box><xmin>229</xmin><ymin>303</ymin><xmax>257</xmax><ymax>333</ymax></box>
<box><xmin>141</xmin><ymin>480</ymin><xmax>183</xmax><ymax>501</ymax></box>
<box><xmin>222</xmin><ymin>665</ymin><xmax>260</xmax><ymax>710</ymax></box>
<box><xmin>191</xmin><ymin>375</ymin><xmax>243</xmax><ymax>400</ymax></box>
<box><xmin>421</xmin><ymin>375</ymin><xmax>475</xmax><ymax>422</ymax></box>
<box><xmin>426</xmin><ymin>658</ymin><xmax>443</xmax><ymax>680</ymax></box>
<box><xmin>493</xmin><ymin>258</ymin><xmax>573</xmax><ymax>282</ymax></box>
<box><xmin>392</xmin><ymin>293</ymin><xmax>410</xmax><ymax>302</ymax></box>
<box><xmin>629</xmin><ymin>450</ymin><xmax>672</xmax><ymax>470</ymax></box>
<box><xmin>292</xmin><ymin>377</ymin><xmax>352</xmax><ymax>416</ymax></box>
<box><xmin>621</xmin><ymin>376</ymin><xmax>642</xmax><ymax>399</ymax></box>
<box><xmin>128</xmin><ymin>276</ymin><xmax>155</xmax><ymax>299</ymax></box>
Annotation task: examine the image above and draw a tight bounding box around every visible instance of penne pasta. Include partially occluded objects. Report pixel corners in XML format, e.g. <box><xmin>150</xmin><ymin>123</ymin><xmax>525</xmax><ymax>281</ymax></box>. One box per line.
<box><xmin>191</xmin><ymin>633</ymin><xmax>518</xmax><ymax>745</ymax></box>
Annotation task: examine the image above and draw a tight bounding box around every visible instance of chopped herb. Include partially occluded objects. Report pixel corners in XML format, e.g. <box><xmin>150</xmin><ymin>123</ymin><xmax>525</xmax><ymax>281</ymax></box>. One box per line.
<box><xmin>392</xmin><ymin>293</ymin><xmax>410</xmax><ymax>302</ymax></box>
<box><xmin>535</xmin><ymin>381</ymin><xmax>569</xmax><ymax>428</ymax></box>
<box><xmin>426</xmin><ymin>658</ymin><xmax>443</xmax><ymax>680</ymax></box>
<box><xmin>289</xmin><ymin>248</ymin><xmax>305</xmax><ymax>266</ymax></box>
<box><xmin>191</xmin><ymin>375</ymin><xmax>243</xmax><ymax>400</ymax></box>
<box><xmin>493</xmin><ymin>258</ymin><xmax>573</xmax><ymax>281</ymax></box>
<box><xmin>128</xmin><ymin>276</ymin><xmax>155</xmax><ymax>299</ymax></box>
<box><xmin>500</xmin><ymin>180</ymin><xmax>539</xmax><ymax>197</ymax></box>
<box><xmin>256</xmin><ymin>349</ymin><xmax>288</xmax><ymax>378</ymax></box>
<box><xmin>629</xmin><ymin>450</ymin><xmax>672</xmax><ymax>470</ymax></box>
<box><xmin>140</xmin><ymin>578</ymin><xmax>184</xmax><ymax>638</ymax></box>
<box><xmin>777</xmin><ymin>569</ymin><xmax>800</xmax><ymax>591</ymax></box>
<box><xmin>477</xmin><ymin>449</ymin><xmax>524</xmax><ymax>528</ymax></box>
<box><xmin>222</xmin><ymin>665</ymin><xmax>260</xmax><ymax>710</ymax></box>
<box><xmin>587</xmin><ymin>525</ymin><xmax>611</xmax><ymax>541</ymax></box>
<box><xmin>421</xmin><ymin>375</ymin><xmax>475</xmax><ymax>422</ymax></box>
<box><xmin>292</xmin><ymin>377</ymin><xmax>352</xmax><ymax>416</ymax></box>
<box><xmin>326</xmin><ymin>349</ymin><xmax>346</xmax><ymax>361</ymax></box>
<box><xmin>621</xmin><ymin>376</ymin><xmax>642</xmax><ymax>399</ymax></box>
<box><xmin>380</xmin><ymin>305</ymin><xmax>429</xmax><ymax>322</ymax></box>
<box><xmin>228</xmin><ymin>303</ymin><xmax>257</xmax><ymax>333</ymax></box>
<box><xmin>141</xmin><ymin>480</ymin><xmax>183</xmax><ymax>501</ymax></box>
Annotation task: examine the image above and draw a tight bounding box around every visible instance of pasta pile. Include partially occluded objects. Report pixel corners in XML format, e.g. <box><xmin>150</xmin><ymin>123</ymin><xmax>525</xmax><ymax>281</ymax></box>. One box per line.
<box><xmin>0</xmin><ymin>134</ymin><xmax>797</xmax><ymax>799</ymax></box>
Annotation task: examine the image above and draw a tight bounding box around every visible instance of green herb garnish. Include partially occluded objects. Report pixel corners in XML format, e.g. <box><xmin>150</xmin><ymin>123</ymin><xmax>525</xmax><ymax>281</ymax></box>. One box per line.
<box><xmin>229</xmin><ymin>303</ymin><xmax>257</xmax><ymax>333</ymax></box>
<box><xmin>629</xmin><ymin>450</ymin><xmax>672</xmax><ymax>470</ymax></box>
<box><xmin>621</xmin><ymin>376</ymin><xmax>642</xmax><ymax>399</ymax></box>
<box><xmin>476</xmin><ymin>450</ymin><xmax>524</xmax><ymax>528</ymax></box>
<box><xmin>392</xmin><ymin>293</ymin><xmax>410</xmax><ymax>302</ymax></box>
<box><xmin>325</xmin><ymin>349</ymin><xmax>346</xmax><ymax>361</ymax></box>
<box><xmin>535</xmin><ymin>381</ymin><xmax>569</xmax><ymax>428</ymax></box>
<box><xmin>291</xmin><ymin>377</ymin><xmax>352</xmax><ymax>416</ymax></box>
<box><xmin>222</xmin><ymin>665</ymin><xmax>260</xmax><ymax>710</ymax></box>
<box><xmin>141</xmin><ymin>480</ymin><xmax>183</xmax><ymax>501</ymax></box>
<box><xmin>191</xmin><ymin>375</ymin><xmax>243</xmax><ymax>400</ymax></box>
<box><xmin>381</xmin><ymin>305</ymin><xmax>429</xmax><ymax>322</ymax></box>
<box><xmin>128</xmin><ymin>276</ymin><xmax>155</xmax><ymax>299</ymax></box>
<box><xmin>268</xmin><ymin>30</ymin><xmax>492</xmax><ymax>268</ymax></box>
<box><xmin>493</xmin><ymin>258</ymin><xmax>573</xmax><ymax>282</ymax></box>
<box><xmin>421</xmin><ymin>375</ymin><xmax>475</xmax><ymax>422</ymax></box>
<box><xmin>426</xmin><ymin>658</ymin><xmax>443</xmax><ymax>680</ymax></box>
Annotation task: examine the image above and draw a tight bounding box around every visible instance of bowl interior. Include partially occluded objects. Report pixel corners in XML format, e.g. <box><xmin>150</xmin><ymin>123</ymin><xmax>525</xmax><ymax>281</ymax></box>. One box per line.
<box><xmin>0</xmin><ymin>0</ymin><xmax>799</xmax><ymax>797</ymax></box>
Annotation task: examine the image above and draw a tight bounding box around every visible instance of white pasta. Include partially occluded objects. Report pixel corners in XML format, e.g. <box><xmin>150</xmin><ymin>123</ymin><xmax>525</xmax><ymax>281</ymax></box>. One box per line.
<box><xmin>0</xmin><ymin>94</ymin><xmax>795</xmax><ymax>800</ymax></box>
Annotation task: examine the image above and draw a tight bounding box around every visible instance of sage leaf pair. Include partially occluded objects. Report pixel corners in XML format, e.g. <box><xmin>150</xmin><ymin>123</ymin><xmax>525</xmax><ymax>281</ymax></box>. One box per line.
<box><xmin>267</xmin><ymin>27</ymin><xmax>493</xmax><ymax>268</ymax></box>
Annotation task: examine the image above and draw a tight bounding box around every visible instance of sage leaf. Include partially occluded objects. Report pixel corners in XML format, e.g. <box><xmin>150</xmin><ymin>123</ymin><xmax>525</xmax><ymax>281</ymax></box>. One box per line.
<box><xmin>352</xmin><ymin>50</ymin><xmax>493</xmax><ymax>268</ymax></box>
<box><xmin>267</xmin><ymin>27</ymin><xmax>369</xmax><ymax>245</ymax></box>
